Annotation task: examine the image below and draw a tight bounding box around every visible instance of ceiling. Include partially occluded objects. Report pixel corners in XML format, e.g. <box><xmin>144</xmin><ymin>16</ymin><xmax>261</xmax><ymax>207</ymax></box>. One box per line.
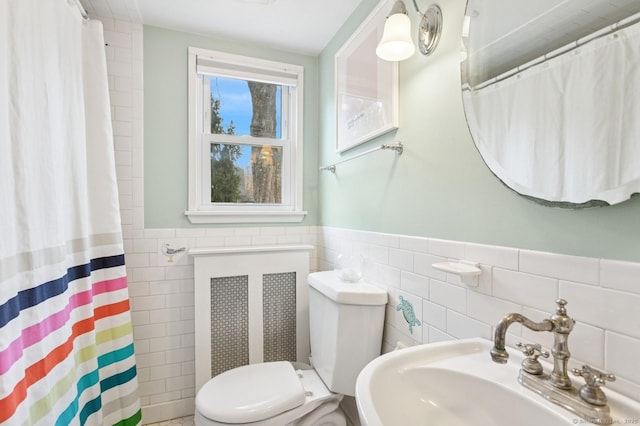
<box><xmin>80</xmin><ymin>0</ymin><xmax>364</xmax><ymax>55</ymax></box>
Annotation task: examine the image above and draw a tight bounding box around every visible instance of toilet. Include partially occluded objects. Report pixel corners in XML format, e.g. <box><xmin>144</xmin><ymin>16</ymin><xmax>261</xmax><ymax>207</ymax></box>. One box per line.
<box><xmin>194</xmin><ymin>270</ymin><xmax>388</xmax><ymax>426</ymax></box>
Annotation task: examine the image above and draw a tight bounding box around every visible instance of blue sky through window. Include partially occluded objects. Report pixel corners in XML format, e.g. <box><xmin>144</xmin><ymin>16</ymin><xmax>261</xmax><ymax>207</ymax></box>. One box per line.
<box><xmin>210</xmin><ymin>76</ymin><xmax>282</xmax><ymax>168</ymax></box>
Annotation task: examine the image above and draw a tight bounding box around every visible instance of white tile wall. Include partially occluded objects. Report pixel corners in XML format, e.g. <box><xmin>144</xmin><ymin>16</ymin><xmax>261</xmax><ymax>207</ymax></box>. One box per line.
<box><xmin>100</xmin><ymin>15</ymin><xmax>640</xmax><ymax>423</ymax></box>
<box><xmin>316</xmin><ymin>227</ymin><xmax>640</xmax><ymax>401</ymax></box>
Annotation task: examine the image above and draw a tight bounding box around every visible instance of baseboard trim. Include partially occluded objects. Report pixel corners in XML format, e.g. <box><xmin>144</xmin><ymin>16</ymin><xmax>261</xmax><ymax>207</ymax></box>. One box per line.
<box><xmin>141</xmin><ymin>398</ymin><xmax>195</xmax><ymax>424</ymax></box>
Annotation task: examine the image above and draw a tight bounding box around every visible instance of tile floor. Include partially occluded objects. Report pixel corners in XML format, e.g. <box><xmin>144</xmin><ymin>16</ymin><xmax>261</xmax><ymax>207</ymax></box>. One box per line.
<box><xmin>145</xmin><ymin>416</ymin><xmax>194</xmax><ymax>426</ymax></box>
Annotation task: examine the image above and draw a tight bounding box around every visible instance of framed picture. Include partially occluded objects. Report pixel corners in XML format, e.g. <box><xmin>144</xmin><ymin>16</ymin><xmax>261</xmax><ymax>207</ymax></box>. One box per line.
<box><xmin>335</xmin><ymin>0</ymin><xmax>399</xmax><ymax>153</ymax></box>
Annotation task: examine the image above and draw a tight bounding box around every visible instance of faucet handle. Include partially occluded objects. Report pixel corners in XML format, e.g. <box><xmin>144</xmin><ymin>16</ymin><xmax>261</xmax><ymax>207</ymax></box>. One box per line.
<box><xmin>555</xmin><ymin>298</ymin><xmax>568</xmax><ymax>314</ymax></box>
<box><xmin>572</xmin><ymin>365</ymin><xmax>616</xmax><ymax>406</ymax></box>
<box><xmin>516</xmin><ymin>342</ymin><xmax>549</xmax><ymax>375</ymax></box>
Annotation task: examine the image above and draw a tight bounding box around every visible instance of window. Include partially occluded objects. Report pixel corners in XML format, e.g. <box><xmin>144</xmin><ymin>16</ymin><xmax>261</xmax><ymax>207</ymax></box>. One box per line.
<box><xmin>186</xmin><ymin>47</ymin><xmax>306</xmax><ymax>223</ymax></box>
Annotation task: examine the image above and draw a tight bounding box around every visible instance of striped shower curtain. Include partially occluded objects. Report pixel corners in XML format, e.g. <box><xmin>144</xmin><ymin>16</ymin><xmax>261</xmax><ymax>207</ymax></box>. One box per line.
<box><xmin>0</xmin><ymin>0</ymin><xmax>141</xmax><ymax>425</ymax></box>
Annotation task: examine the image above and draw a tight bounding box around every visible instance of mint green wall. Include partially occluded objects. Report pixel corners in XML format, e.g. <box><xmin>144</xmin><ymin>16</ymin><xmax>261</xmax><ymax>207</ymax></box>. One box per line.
<box><xmin>144</xmin><ymin>26</ymin><xmax>319</xmax><ymax>228</ymax></box>
<box><xmin>318</xmin><ymin>0</ymin><xmax>640</xmax><ymax>262</ymax></box>
<box><xmin>143</xmin><ymin>2</ymin><xmax>640</xmax><ymax>261</ymax></box>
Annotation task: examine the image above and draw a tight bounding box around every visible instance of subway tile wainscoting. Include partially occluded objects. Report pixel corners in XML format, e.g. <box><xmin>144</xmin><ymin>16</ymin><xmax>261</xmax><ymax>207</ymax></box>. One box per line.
<box><xmin>316</xmin><ymin>227</ymin><xmax>640</xmax><ymax>401</ymax></box>
<box><xmin>98</xmin><ymin>13</ymin><xmax>640</xmax><ymax>426</ymax></box>
<box><xmin>124</xmin><ymin>224</ymin><xmax>640</xmax><ymax>423</ymax></box>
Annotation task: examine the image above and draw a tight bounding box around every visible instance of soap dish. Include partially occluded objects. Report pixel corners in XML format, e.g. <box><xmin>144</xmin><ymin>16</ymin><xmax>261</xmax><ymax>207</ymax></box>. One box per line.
<box><xmin>432</xmin><ymin>260</ymin><xmax>481</xmax><ymax>287</ymax></box>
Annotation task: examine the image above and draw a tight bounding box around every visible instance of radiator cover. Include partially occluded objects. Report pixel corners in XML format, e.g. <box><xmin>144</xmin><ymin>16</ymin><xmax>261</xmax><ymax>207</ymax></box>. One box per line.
<box><xmin>191</xmin><ymin>245</ymin><xmax>312</xmax><ymax>392</ymax></box>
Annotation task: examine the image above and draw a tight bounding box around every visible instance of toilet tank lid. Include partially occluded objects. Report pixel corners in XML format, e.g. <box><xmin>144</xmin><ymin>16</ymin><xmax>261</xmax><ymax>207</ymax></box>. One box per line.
<box><xmin>308</xmin><ymin>271</ymin><xmax>388</xmax><ymax>305</ymax></box>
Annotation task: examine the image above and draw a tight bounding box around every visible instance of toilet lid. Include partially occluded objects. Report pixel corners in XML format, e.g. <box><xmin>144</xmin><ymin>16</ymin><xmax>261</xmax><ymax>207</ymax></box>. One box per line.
<box><xmin>196</xmin><ymin>361</ymin><xmax>306</xmax><ymax>424</ymax></box>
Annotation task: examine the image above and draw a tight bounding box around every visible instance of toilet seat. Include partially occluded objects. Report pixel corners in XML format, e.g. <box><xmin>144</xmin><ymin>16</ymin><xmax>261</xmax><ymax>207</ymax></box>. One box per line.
<box><xmin>195</xmin><ymin>362</ymin><xmax>343</xmax><ymax>426</ymax></box>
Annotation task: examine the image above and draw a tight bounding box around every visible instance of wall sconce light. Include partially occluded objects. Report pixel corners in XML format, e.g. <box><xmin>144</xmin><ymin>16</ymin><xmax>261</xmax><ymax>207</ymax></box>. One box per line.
<box><xmin>376</xmin><ymin>1</ymin><xmax>443</xmax><ymax>61</ymax></box>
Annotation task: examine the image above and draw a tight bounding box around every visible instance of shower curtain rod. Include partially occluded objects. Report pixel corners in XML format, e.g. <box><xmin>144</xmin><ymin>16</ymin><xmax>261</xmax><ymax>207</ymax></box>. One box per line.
<box><xmin>469</xmin><ymin>11</ymin><xmax>640</xmax><ymax>91</ymax></box>
<box><xmin>71</xmin><ymin>0</ymin><xmax>89</xmax><ymax>19</ymax></box>
<box><xmin>319</xmin><ymin>142</ymin><xmax>403</xmax><ymax>173</ymax></box>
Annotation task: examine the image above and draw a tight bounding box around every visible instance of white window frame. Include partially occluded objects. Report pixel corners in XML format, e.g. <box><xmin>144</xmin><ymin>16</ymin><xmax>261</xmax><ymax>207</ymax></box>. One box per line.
<box><xmin>186</xmin><ymin>47</ymin><xmax>306</xmax><ymax>224</ymax></box>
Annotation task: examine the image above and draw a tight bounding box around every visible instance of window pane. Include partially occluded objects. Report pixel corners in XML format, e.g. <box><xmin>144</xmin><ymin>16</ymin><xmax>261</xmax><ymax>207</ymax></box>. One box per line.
<box><xmin>209</xmin><ymin>76</ymin><xmax>282</xmax><ymax>139</ymax></box>
<box><xmin>210</xmin><ymin>143</ymin><xmax>283</xmax><ymax>204</ymax></box>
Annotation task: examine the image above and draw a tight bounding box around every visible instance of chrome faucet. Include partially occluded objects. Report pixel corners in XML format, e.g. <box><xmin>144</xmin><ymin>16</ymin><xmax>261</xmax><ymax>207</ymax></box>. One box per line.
<box><xmin>490</xmin><ymin>298</ymin><xmax>574</xmax><ymax>389</ymax></box>
<box><xmin>491</xmin><ymin>299</ymin><xmax>617</xmax><ymax>425</ymax></box>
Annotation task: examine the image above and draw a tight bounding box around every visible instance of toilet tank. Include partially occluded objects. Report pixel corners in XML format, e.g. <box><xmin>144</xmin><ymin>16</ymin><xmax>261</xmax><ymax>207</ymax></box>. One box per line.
<box><xmin>307</xmin><ymin>271</ymin><xmax>387</xmax><ymax>397</ymax></box>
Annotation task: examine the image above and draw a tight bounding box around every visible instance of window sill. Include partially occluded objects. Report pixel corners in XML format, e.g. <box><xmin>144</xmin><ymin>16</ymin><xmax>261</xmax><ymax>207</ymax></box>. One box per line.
<box><xmin>184</xmin><ymin>210</ymin><xmax>307</xmax><ymax>224</ymax></box>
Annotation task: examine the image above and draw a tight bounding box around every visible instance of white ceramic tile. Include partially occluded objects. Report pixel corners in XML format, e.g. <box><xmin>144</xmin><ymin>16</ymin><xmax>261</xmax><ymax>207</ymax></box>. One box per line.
<box><xmin>150</xmin><ymin>390</ymin><xmax>182</xmax><ymax>405</ymax></box>
<box><xmin>368</xmin><ymin>232</ymin><xmax>400</xmax><ymax>249</ymax></box>
<box><xmin>131</xmin><ymin>295</ymin><xmax>165</xmax><ymax>311</ymax></box>
<box><xmin>165</xmin><ymin>293</ymin><xmax>194</xmax><ymax>309</ymax></box>
<box><xmin>493</xmin><ymin>268</ymin><xmax>558</xmax><ymax>311</ymax></box>
<box><xmin>133</xmin><ymin>323</ymin><xmax>167</xmax><ymax>340</ymax></box>
<box><xmin>127</xmin><ymin>281</ymin><xmax>150</xmax><ymax>298</ymax></box>
<box><xmin>467</xmin><ymin>291</ymin><xmax>521</xmax><ymax>327</ymax></box>
<box><xmin>232</xmin><ymin>227</ymin><xmax>259</xmax><ymax>237</ymax></box>
<box><xmin>181</xmin><ymin>333</ymin><xmax>195</xmax><ymax>348</ymax></box>
<box><xmin>144</xmin><ymin>229</ymin><xmax>177</xmax><ymax>239</ymax></box>
<box><xmin>277</xmin><ymin>234</ymin><xmax>302</xmax><ymax>244</ymax></box>
<box><xmin>600</xmin><ymin>259</ymin><xmax>640</xmax><ymax>295</ymax></box>
<box><xmin>399</xmin><ymin>235</ymin><xmax>429</xmax><ymax>253</ymax></box>
<box><xmin>429</xmin><ymin>279</ymin><xmax>467</xmax><ymax>314</ymax></box>
<box><xmin>368</xmin><ymin>244</ymin><xmax>389</xmax><ymax>264</ymax></box>
<box><xmin>150</xmin><ymin>362</ymin><xmax>182</xmax><ymax>380</ymax></box>
<box><xmin>149</xmin><ymin>308</ymin><xmax>181</xmax><ymax>324</ymax></box>
<box><xmin>259</xmin><ymin>226</ymin><xmax>285</xmax><ymax>236</ymax></box>
<box><xmin>167</xmin><ymin>375</ymin><xmax>195</xmax><ymax>392</ymax></box>
<box><xmin>131</xmin><ymin>267</ymin><xmax>165</xmax><ymax>281</ymax></box>
<box><xmin>135</xmin><ymin>352</ymin><xmax>167</xmax><ymax>369</ymax></box>
<box><xmin>569</xmin><ymin>322</ymin><xmax>605</xmax><ymax>369</ymax></box>
<box><xmin>107</xmin><ymin>59</ymin><xmax>132</xmax><ymax>78</ymax></box>
<box><xmin>194</xmin><ymin>237</ymin><xmax>225</xmax><ymax>248</ymax></box>
<box><xmin>474</xmin><ymin>264</ymin><xmax>493</xmax><ymax>296</ymax></box>
<box><xmin>181</xmin><ymin>305</ymin><xmax>195</xmax><ymax>321</ymax></box>
<box><xmin>182</xmin><ymin>361</ymin><xmax>196</xmax><ymax>376</ymax></box>
<box><xmin>400</xmin><ymin>271</ymin><xmax>429</xmax><ymax>299</ymax></box>
<box><xmin>384</xmin><ymin>304</ymin><xmax>398</xmax><ymax>329</ymax></box>
<box><xmin>465</xmin><ymin>242</ymin><xmax>519</xmax><ymax>270</ymax></box>
<box><xmin>131</xmin><ymin>311</ymin><xmax>149</xmax><ymax>326</ymax></box>
<box><xmin>251</xmin><ymin>235</ymin><xmax>278</xmax><ymax>246</ymax></box>
<box><xmin>204</xmin><ymin>228</ymin><xmax>235</xmax><ymax>238</ymax></box>
<box><xmin>421</xmin><ymin>324</ymin><xmax>430</xmax><ymax>344</ymax></box>
<box><xmin>605</xmin><ymin>331</ymin><xmax>640</xmax><ymax>384</ymax></box>
<box><xmin>389</xmin><ymin>248</ymin><xmax>414</xmax><ymax>271</ymax></box>
<box><xmin>111</xmin><ymin>119</ymin><xmax>132</xmax><ymax>136</ymax></box>
<box><xmin>167</xmin><ymin>319</ymin><xmax>194</xmax><ymax>337</ymax></box>
<box><xmin>138</xmin><ymin>379</ymin><xmax>167</xmax><ymax>397</ymax></box>
<box><xmin>109</xmin><ymin>89</ymin><xmax>133</xmax><ymax>107</ymax></box>
<box><xmin>376</xmin><ymin>264</ymin><xmax>401</xmax><ymax>288</ymax></box>
<box><xmin>382</xmin><ymin>322</ymin><xmax>420</xmax><ymax>348</ymax></box>
<box><xmin>428</xmin><ymin>238</ymin><xmax>465</xmax><ymax>259</ymax></box>
<box><xmin>223</xmin><ymin>235</ymin><xmax>252</xmax><ymax>246</ymax></box>
<box><xmin>560</xmin><ymin>281</ymin><xmax>640</xmax><ymax>339</ymax></box>
<box><xmin>520</xmin><ymin>250</ymin><xmax>599</xmax><ymax>285</ymax></box>
<box><xmin>165</xmin><ymin>265</ymin><xmax>193</xmax><ymax>280</ymax></box>
<box><xmin>422</xmin><ymin>300</ymin><xmax>447</xmax><ymax>331</ymax></box>
<box><xmin>446</xmin><ymin>310</ymin><xmax>491</xmax><ymax>340</ymax></box>
<box><xmin>427</xmin><ymin>326</ymin><xmax>454</xmax><ymax>344</ymax></box>
<box><xmin>413</xmin><ymin>253</ymin><xmax>447</xmax><ymax>280</ymax></box>
<box><xmin>165</xmin><ymin>348</ymin><xmax>195</xmax><ymax>364</ymax></box>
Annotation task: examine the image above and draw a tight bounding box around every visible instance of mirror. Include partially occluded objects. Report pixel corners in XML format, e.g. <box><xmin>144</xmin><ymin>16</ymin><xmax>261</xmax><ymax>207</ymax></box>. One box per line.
<box><xmin>461</xmin><ymin>0</ymin><xmax>640</xmax><ymax>207</ymax></box>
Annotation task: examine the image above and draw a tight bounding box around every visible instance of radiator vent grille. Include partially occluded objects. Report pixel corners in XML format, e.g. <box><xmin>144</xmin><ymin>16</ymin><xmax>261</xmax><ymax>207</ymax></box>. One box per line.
<box><xmin>210</xmin><ymin>275</ymin><xmax>249</xmax><ymax>377</ymax></box>
<box><xmin>262</xmin><ymin>272</ymin><xmax>297</xmax><ymax>362</ymax></box>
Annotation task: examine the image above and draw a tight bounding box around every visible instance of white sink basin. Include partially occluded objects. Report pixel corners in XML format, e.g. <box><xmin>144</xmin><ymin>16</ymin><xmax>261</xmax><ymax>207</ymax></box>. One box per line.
<box><xmin>355</xmin><ymin>338</ymin><xmax>640</xmax><ymax>426</ymax></box>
